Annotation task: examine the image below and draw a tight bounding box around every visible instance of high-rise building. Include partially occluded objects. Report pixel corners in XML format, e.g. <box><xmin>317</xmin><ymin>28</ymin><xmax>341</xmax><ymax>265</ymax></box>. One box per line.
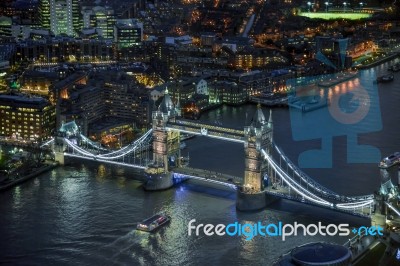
<box><xmin>81</xmin><ymin>6</ymin><xmax>115</xmax><ymax>39</ymax></box>
<box><xmin>38</xmin><ymin>0</ymin><xmax>51</xmax><ymax>30</ymax></box>
<box><xmin>71</xmin><ymin>0</ymin><xmax>80</xmax><ymax>34</ymax></box>
<box><xmin>39</xmin><ymin>0</ymin><xmax>81</xmax><ymax>36</ymax></box>
<box><xmin>114</xmin><ymin>19</ymin><xmax>143</xmax><ymax>49</ymax></box>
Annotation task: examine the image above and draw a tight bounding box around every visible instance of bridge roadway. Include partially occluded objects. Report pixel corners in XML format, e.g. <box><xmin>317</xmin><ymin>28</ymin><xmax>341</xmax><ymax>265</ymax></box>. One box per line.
<box><xmin>173</xmin><ymin>166</ymin><xmax>242</xmax><ymax>188</ymax></box>
<box><xmin>167</xmin><ymin>120</ymin><xmax>244</xmax><ymax>143</ymax></box>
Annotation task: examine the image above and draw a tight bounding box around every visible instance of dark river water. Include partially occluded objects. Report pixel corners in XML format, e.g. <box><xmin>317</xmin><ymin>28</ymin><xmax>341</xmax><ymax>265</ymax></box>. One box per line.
<box><xmin>1</xmin><ymin>59</ymin><xmax>400</xmax><ymax>266</ymax></box>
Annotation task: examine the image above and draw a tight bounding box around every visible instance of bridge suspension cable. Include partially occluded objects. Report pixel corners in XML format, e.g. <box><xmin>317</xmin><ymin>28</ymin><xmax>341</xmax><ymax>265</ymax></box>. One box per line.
<box><xmin>272</xmin><ymin>143</ymin><xmax>374</xmax><ymax>202</ymax></box>
<box><xmin>40</xmin><ymin>138</ymin><xmax>54</xmax><ymax>148</ymax></box>
<box><xmin>95</xmin><ymin>129</ymin><xmax>153</xmax><ymax>159</ymax></box>
<box><xmin>262</xmin><ymin>149</ymin><xmax>332</xmax><ymax>206</ymax></box>
<box><xmin>96</xmin><ymin>129</ymin><xmax>153</xmax><ymax>158</ymax></box>
<box><xmin>79</xmin><ymin>134</ymin><xmax>109</xmax><ymax>151</ymax></box>
<box><xmin>64</xmin><ymin>129</ymin><xmax>153</xmax><ymax>160</ymax></box>
<box><xmin>64</xmin><ymin>153</ymin><xmax>146</xmax><ymax>169</ymax></box>
<box><xmin>385</xmin><ymin>202</ymin><xmax>400</xmax><ymax>217</ymax></box>
<box><xmin>261</xmin><ymin>149</ymin><xmax>374</xmax><ymax>212</ymax></box>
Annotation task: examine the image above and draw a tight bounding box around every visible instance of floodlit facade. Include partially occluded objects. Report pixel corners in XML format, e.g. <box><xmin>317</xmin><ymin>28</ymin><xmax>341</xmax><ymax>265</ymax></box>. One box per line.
<box><xmin>0</xmin><ymin>95</ymin><xmax>55</xmax><ymax>141</ymax></box>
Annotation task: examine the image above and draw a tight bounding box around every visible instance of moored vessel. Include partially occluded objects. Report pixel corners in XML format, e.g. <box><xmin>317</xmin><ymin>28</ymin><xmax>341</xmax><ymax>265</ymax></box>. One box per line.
<box><xmin>379</xmin><ymin>152</ymin><xmax>400</xmax><ymax>169</ymax></box>
<box><xmin>377</xmin><ymin>74</ymin><xmax>394</xmax><ymax>83</ymax></box>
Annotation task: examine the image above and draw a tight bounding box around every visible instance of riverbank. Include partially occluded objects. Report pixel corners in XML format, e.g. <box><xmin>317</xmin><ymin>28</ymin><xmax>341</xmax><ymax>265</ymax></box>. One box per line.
<box><xmin>183</xmin><ymin>103</ymin><xmax>222</xmax><ymax>119</ymax></box>
<box><xmin>0</xmin><ymin>162</ymin><xmax>58</xmax><ymax>192</ymax></box>
<box><xmin>356</xmin><ymin>52</ymin><xmax>399</xmax><ymax>70</ymax></box>
<box><xmin>248</xmin><ymin>95</ymin><xmax>288</xmax><ymax>107</ymax></box>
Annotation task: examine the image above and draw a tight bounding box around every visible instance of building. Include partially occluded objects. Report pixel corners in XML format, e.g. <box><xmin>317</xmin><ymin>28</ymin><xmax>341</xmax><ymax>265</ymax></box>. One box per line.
<box><xmin>0</xmin><ymin>16</ymin><xmax>12</xmax><ymax>37</ymax></box>
<box><xmin>154</xmin><ymin>77</ymin><xmax>210</xmax><ymax>104</ymax></box>
<box><xmin>0</xmin><ymin>43</ymin><xmax>14</xmax><ymax>67</ymax></box>
<box><xmin>232</xmin><ymin>47</ymin><xmax>289</xmax><ymax>70</ymax></box>
<box><xmin>221</xmin><ymin>82</ymin><xmax>246</xmax><ymax>105</ymax></box>
<box><xmin>20</xmin><ymin>70</ymin><xmax>63</xmax><ymax>96</ymax></box>
<box><xmin>39</xmin><ymin>0</ymin><xmax>81</xmax><ymax>36</ymax></box>
<box><xmin>57</xmin><ymin>71</ymin><xmax>150</xmax><ymax>136</ymax></box>
<box><xmin>195</xmin><ymin>78</ymin><xmax>208</xmax><ymax>95</ymax></box>
<box><xmin>49</xmin><ymin>72</ymin><xmax>88</xmax><ymax>105</ymax></box>
<box><xmin>315</xmin><ymin>36</ymin><xmax>352</xmax><ymax>70</ymax></box>
<box><xmin>0</xmin><ymin>94</ymin><xmax>55</xmax><ymax>141</ymax></box>
<box><xmin>235</xmin><ymin>70</ymin><xmax>271</xmax><ymax>96</ymax></box>
<box><xmin>58</xmin><ymin>84</ymin><xmax>105</xmax><ymax>135</ymax></box>
<box><xmin>200</xmin><ymin>32</ymin><xmax>217</xmax><ymax>46</ymax></box>
<box><xmin>81</xmin><ymin>5</ymin><xmax>116</xmax><ymax>39</ymax></box>
<box><xmin>182</xmin><ymin>94</ymin><xmax>209</xmax><ymax>119</ymax></box>
<box><xmin>114</xmin><ymin>19</ymin><xmax>143</xmax><ymax>49</ymax></box>
<box><xmin>208</xmin><ymin>80</ymin><xmax>246</xmax><ymax>105</ymax></box>
<box><xmin>39</xmin><ymin>0</ymin><xmax>51</xmax><ymax>30</ymax></box>
<box><xmin>1</xmin><ymin>0</ymin><xmax>37</xmax><ymax>23</ymax></box>
<box><xmin>13</xmin><ymin>38</ymin><xmax>114</xmax><ymax>64</ymax></box>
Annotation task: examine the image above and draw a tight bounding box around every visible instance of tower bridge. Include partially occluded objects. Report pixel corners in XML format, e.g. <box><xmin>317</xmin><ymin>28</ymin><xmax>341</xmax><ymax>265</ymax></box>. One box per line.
<box><xmin>49</xmin><ymin>90</ymin><xmax>382</xmax><ymax>219</ymax></box>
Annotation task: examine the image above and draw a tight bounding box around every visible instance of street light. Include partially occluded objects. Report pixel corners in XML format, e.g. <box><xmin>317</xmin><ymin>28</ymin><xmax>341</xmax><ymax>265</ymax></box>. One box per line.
<box><xmin>307</xmin><ymin>1</ymin><xmax>312</xmax><ymax>12</ymax></box>
<box><xmin>343</xmin><ymin>2</ymin><xmax>347</xmax><ymax>11</ymax></box>
<box><xmin>325</xmin><ymin>1</ymin><xmax>329</xmax><ymax>12</ymax></box>
<box><xmin>359</xmin><ymin>2</ymin><xmax>364</xmax><ymax>9</ymax></box>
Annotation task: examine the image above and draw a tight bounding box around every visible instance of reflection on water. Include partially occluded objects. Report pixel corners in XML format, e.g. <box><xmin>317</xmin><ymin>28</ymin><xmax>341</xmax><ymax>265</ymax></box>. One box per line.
<box><xmin>0</xmin><ymin>165</ymin><xmax>357</xmax><ymax>265</ymax></box>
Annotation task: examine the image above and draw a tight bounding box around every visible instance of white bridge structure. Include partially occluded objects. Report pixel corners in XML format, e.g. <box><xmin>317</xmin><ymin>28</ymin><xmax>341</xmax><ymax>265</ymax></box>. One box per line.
<box><xmin>48</xmin><ymin>92</ymin><xmax>378</xmax><ymax>217</ymax></box>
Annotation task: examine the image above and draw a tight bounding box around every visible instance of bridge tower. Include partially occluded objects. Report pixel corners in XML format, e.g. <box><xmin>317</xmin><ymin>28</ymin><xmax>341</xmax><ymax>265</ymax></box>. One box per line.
<box><xmin>237</xmin><ymin>105</ymin><xmax>274</xmax><ymax>211</ymax></box>
<box><xmin>371</xmin><ymin>170</ymin><xmax>398</xmax><ymax>231</ymax></box>
<box><xmin>54</xmin><ymin>121</ymin><xmax>80</xmax><ymax>165</ymax></box>
<box><xmin>144</xmin><ymin>90</ymin><xmax>181</xmax><ymax>190</ymax></box>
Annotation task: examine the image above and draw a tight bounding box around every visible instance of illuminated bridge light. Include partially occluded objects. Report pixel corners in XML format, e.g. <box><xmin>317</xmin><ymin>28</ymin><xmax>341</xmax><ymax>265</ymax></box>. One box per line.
<box><xmin>64</xmin><ymin>153</ymin><xmax>146</xmax><ymax>169</ymax></box>
<box><xmin>173</xmin><ymin>173</ymin><xmax>237</xmax><ymax>190</ymax></box>
<box><xmin>261</xmin><ymin>149</ymin><xmax>374</xmax><ymax>213</ymax></box>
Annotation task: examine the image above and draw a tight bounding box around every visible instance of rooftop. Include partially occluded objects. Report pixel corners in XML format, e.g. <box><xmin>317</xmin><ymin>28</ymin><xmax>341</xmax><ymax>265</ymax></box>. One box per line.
<box><xmin>51</xmin><ymin>72</ymin><xmax>87</xmax><ymax>91</ymax></box>
<box><xmin>0</xmin><ymin>94</ymin><xmax>51</xmax><ymax>109</ymax></box>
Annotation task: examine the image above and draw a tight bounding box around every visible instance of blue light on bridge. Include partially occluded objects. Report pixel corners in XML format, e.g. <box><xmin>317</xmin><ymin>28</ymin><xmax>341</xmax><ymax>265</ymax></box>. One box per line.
<box><xmin>263</xmin><ymin>174</ymin><xmax>269</xmax><ymax>187</ymax></box>
<box><xmin>172</xmin><ymin>173</ymin><xmax>188</xmax><ymax>185</ymax></box>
